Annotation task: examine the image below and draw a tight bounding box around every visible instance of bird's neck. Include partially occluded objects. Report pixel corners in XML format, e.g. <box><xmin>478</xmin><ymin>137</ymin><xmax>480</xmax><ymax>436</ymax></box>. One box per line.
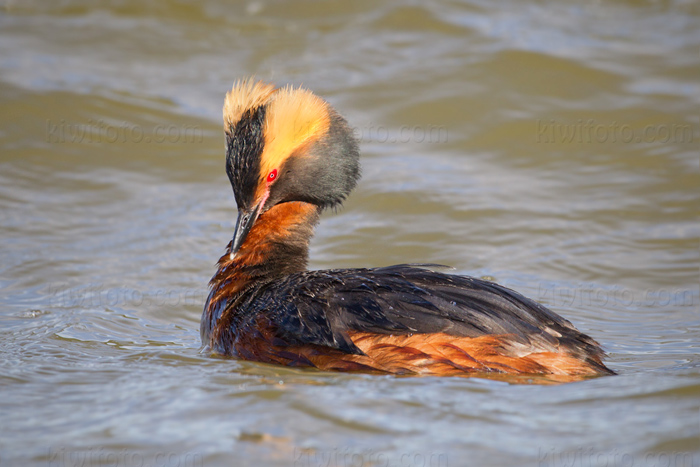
<box><xmin>202</xmin><ymin>201</ymin><xmax>319</xmax><ymax>339</ymax></box>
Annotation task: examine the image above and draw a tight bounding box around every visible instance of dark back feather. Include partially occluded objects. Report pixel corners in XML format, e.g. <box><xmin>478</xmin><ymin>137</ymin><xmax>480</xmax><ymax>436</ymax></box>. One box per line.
<box><xmin>228</xmin><ymin>264</ymin><xmax>608</xmax><ymax>369</ymax></box>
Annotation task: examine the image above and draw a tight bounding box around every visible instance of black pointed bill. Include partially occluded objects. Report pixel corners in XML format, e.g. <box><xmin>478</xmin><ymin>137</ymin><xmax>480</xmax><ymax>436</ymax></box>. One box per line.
<box><xmin>229</xmin><ymin>204</ymin><xmax>261</xmax><ymax>260</ymax></box>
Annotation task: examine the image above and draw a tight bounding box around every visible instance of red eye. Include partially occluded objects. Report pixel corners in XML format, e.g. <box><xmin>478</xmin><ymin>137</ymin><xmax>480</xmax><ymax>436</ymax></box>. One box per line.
<box><xmin>266</xmin><ymin>169</ymin><xmax>278</xmax><ymax>183</ymax></box>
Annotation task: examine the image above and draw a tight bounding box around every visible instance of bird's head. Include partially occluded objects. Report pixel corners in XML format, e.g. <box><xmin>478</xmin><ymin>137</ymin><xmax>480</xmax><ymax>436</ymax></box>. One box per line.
<box><xmin>222</xmin><ymin>79</ymin><xmax>360</xmax><ymax>259</ymax></box>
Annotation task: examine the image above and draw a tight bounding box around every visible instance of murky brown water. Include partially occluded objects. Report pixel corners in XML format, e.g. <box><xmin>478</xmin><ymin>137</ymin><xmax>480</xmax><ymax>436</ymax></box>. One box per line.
<box><xmin>1</xmin><ymin>1</ymin><xmax>699</xmax><ymax>466</ymax></box>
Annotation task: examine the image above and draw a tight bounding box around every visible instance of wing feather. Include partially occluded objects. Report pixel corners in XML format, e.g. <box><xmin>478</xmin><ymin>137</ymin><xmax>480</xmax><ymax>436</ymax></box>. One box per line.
<box><xmin>236</xmin><ymin>264</ymin><xmax>604</xmax><ymax>364</ymax></box>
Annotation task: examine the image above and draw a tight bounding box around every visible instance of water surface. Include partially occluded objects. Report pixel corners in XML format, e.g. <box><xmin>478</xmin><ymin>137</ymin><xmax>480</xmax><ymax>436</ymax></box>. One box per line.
<box><xmin>1</xmin><ymin>1</ymin><xmax>698</xmax><ymax>466</ymax></box>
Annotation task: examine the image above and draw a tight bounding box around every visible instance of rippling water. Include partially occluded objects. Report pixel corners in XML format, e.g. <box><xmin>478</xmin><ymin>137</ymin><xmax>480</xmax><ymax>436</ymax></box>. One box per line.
<box><xmin>1</xmin><ymin>1</ymin><xmax>698</xmax><ymax>466</ymax></box>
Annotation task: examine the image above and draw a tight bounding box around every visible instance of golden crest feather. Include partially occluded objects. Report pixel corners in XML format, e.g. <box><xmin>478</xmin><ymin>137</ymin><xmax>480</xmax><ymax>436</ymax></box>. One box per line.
<box><xmin>223</xmin><ymin>78</ymin><xmax>276</xmax><ymax>132</ymax></box>
<box><xmin>260</xmin><ymin>85</ymin><xmax>331</xmax><ymax>180</ymax></box>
